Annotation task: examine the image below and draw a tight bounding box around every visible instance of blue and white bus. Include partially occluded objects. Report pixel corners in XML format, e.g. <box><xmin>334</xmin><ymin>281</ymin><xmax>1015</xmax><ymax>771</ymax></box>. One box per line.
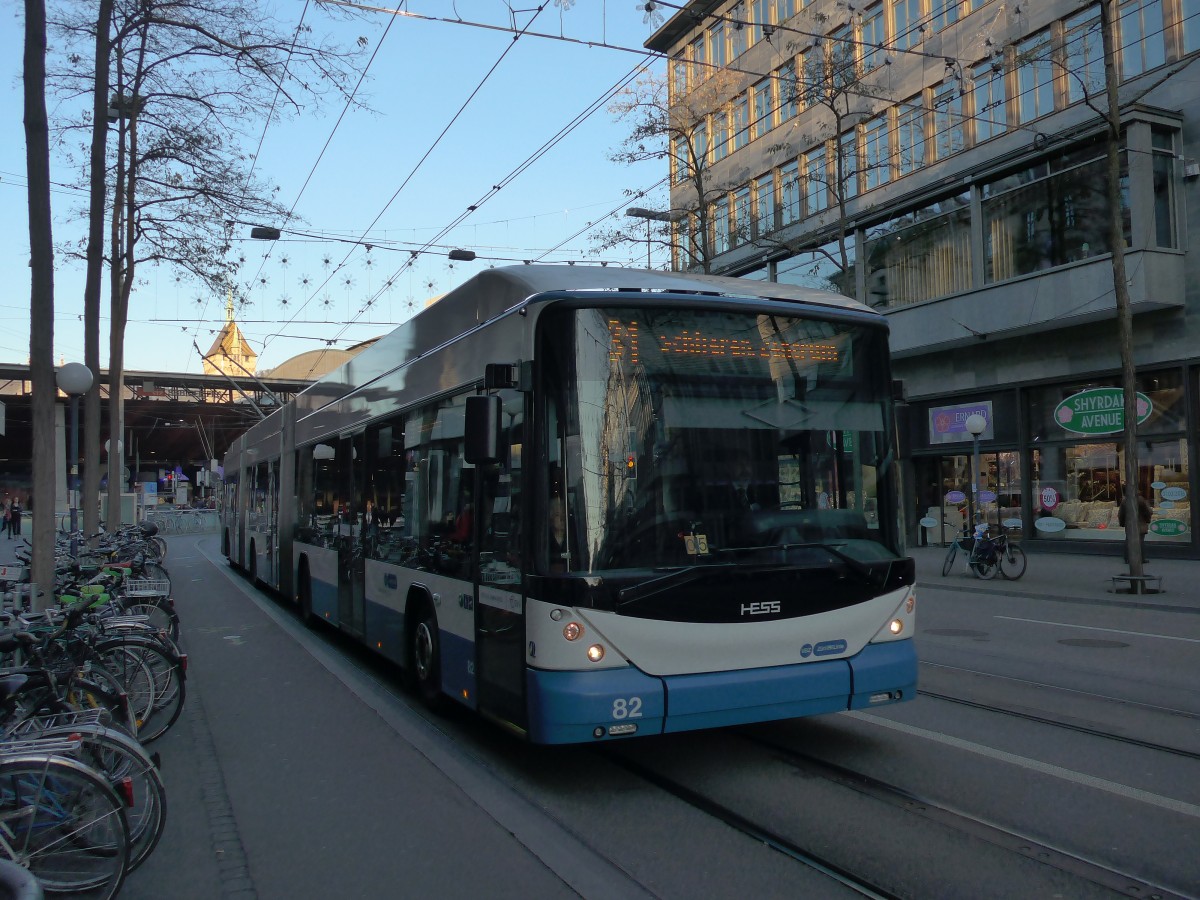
<box><xmin>222</xmin><ymin>266</ymin><xmax>916</xmax><ymax>743</ymax></box>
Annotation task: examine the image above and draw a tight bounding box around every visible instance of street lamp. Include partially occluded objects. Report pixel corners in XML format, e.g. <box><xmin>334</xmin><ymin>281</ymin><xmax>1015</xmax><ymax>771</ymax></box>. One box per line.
<box><xmin>965</xmin><ymin>413</ymin><xmax>987</xmax><ymax>531</ymax></box>
<box><xmin>56</xmin><ymin>362</ymin><xmax>94</xmax><ymax>558</ymax></box>
<box><xmin>626</xmin><ymin>207</ymin><xmax>685</xmax><ymax>269</ymax></box>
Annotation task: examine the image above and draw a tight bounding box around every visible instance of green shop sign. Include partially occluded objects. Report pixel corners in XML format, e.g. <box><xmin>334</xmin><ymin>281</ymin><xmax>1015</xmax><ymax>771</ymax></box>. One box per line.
<box><xmin>1150</xmin><ymin>519</ymin><xmax>1188</xmax><ymax>537</ymax></box>
<box><xmin>1054</xmin><ymin>388</ymin><xmax>1152</xmax><ymax>435</ymax></box>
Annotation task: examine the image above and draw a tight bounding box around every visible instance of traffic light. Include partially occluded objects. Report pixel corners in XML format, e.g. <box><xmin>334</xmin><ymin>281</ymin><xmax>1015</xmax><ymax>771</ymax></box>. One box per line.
<box><xmin>625</xmin><ymin>453</ymin><xmax>637</xmax><ymax>479</ymax></box>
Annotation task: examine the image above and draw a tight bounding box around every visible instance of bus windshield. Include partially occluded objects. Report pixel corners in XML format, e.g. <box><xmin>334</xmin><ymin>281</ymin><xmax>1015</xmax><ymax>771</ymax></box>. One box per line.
<box><xmin>541</xmin><ymin>305</ymin><xmax>900</xmax><ymax>574</ymax></box>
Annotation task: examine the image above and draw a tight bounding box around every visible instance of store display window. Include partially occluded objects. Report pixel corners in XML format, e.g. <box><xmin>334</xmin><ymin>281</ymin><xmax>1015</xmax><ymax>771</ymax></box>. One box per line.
<box><xmin>1031</xmin><ymin>439</ymin><xmax>1189</xmax><ymax>543</ymax></box>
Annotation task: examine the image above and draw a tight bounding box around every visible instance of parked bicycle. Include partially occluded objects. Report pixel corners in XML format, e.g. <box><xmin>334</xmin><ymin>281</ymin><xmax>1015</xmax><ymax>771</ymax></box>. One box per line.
<box><xmin>941</xmin><ymin>522</ymin><xmax>1026</xmax><ymax>580</ymax></box>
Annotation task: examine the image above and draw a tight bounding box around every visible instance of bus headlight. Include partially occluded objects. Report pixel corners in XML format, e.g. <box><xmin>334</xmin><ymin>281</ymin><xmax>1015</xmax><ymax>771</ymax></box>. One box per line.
<box><xmin>563</xmin><ymin>622</ymin><xmax>583</xmax><ymax>641</ymax></box>
<box><xmin>586</xmin><ymin>644</ymin><xmax>605</xmax><ymax>662</ymax></box>
<box><xmin>906</xmin><ymin>591</ymin><xmax>915</xmax><ymax>613</ymax></box>
<box><xmin>889</xmin><ymin>619</ymin><xmax>904</xmax><ymax>635</ymax></box>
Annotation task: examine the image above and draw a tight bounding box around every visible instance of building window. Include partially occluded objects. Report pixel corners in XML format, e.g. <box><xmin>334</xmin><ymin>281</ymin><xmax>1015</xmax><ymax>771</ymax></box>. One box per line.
<box><xmin>1119</xmin><ymin>0</ymin><xmax>1166</xmax><ymax>78</ymax></box>
<box><xmin>777</xmin><ymin>238</ymin><xmax>856</xmax><ymax>295</ymax></box>
<box><xmin>672</xmin><ymin>135</ymin><xmax>690</xmax><ymax>185</ymax></box>
<box><xmin>1065</xmin><ymin>6</ymin><xmax>1104</xmax><ymax>103</ymax></box>
<box><xmin>837</xmin><ymin>130</ymin><xmax>860</xmax><ymax>201</ymax></box>
<box><xmin>752</xmin><ymin>79</ymin><xmax>775</xmax><ymax>139</ymax></box>
<box><xmin>732</xmin><ymin>186</ymin><xmax>752</xmax><ymax>247</ymax></box>
<box><xmin>710</xmin><ymin>20</ymin><xmax>728</xmax><ymax>70</ymax></box>
<box><xmin>777</xmin><ymin>60</ymin><xmax>799</xmax><ymax>122</ymax></box>
<box><xmin>751</xmin><ymin>0</ymin><xmax>772</xmax><ymax>44</ymax></box>
<box><xmin>972</xmin><ymin>59</ymin><xmax>1008</xmax><ymax>142</ymax></box>
<box><xmin>931</xmin><ymin>0</ymin><xmax>961</xmax><ymax>31</ymax></box>
<box><xmin>861</xmin><ymin>3</ymin><xmax>886</xmax><ymax>73</ymax></box>
<box><xmin>891</xmin><ymin>0</ymin><xmax>922</xmax><ymax>50</ymax></box>
<box><xmin>1016</xmin><ymin>30</ymin><xmax>1056</xmax><ymax>124</ymax></box>
<box><xmin>804</xmin><ymin>145</ymin><xmax>828</xmax><ymax>215</ymax></box>
<box><xmin>932</xmin><ymin>80</ymin><xmax>966</xmax><ymax>159</ymax></box>
<box><xmin>693</xmin><ymin>120</ymin><xmax>708</xmax><ymax>168</ymax></box>
<box><xmin>780</xmin><ymin>160</ymin><xmax>802</xmax><ymax>226</ymax></box>
<box><xmin>1151</xmin><ymin>128</ymin><xmax>1177</xmax><ymax>249</ymax></box>
<box><xmin>732</xmin><ymin>93</ymin><xmax>750</xmax><ymax>150</ymax></box>
<box><xmin>828</xmin><ymin>23</ymin><xmax>858</xmax><ymax>85</ymax></box>
<box><xmin>670</xmin><ymin>53</ymin><xmax>689</xmax><ymax>103</ymax></box>
<box><xmin>754</xmin><ymin>174</ymin><xmax>777</xmax><ymax>236</ymax></box>
<box><xmin>1183</xmin><ymin>0</ymin><xmax>1200</xmax><ymax>54</ymax></box>
<box><xmin>863</xmin><ymin>114</ymin><xmax>891</xmax><ymax>190</ymax></box>
<box><xmin>981</xmin><ymin>137</ymin><xmax>1130</xmax><ymax>284</ymax></box>
<box><xmin>690</xmin><ymin>33</ymin><xmax>707</xmax><ymax>87</ymax></box>
<box><xmin>712</xmin><ymin>196</ymin><xmax>731</xmax><ymax>254</ymax></box>
<box><xmin>730</xmin><ymin>3</ymin><xmax>749</xmax><ymax>58</ymax></box>
<box><xmin>864</xmin><ymin>192</ymin><xmax>973</xmax><ymax>308</ymax></box>
<box><xmin>712</xmin><ymin>109</ymin><xmax>730</xmax><ymax>163</ymax></box>
<box><xmin>896</xmin><ymin>98</ymin><xmax>926</xmax><ymax>175</ymax></box>
<box><xmin>776</xmin><ymin>0</ymin><xmax>796</xmax><ymax>22</ymax></box>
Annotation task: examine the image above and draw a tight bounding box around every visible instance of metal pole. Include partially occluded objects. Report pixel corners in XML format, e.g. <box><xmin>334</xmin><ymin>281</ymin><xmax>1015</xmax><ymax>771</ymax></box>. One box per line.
<box><xmin>69</xmin><ymin>393</ymin><xmax>80</xmax><ymax>558</ymax></box>
<box><xmin>971</xmin><ymin>433</ymin><xmax>980</xmax><ymax>531</ymax></box>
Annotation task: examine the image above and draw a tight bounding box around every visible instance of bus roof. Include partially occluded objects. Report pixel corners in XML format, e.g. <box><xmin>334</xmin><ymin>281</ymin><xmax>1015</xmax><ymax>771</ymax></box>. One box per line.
<box><xmin>439</xmin><ymin>265</ymin><xmax>870</xmax><ymax>315</ymax></box>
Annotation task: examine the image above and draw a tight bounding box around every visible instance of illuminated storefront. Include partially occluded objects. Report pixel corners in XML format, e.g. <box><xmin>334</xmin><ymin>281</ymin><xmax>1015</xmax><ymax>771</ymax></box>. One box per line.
<box><xmin>910</xmin><ymin>368</ymin><xmax>1193</xmax><ymax>554</ymax></box>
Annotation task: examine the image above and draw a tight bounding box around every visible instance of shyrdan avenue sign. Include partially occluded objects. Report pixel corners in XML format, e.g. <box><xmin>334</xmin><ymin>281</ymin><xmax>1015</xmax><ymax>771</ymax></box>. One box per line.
<box><xmin>1054</xmin><ymin>388</ymin><xmax>1152</xmax><ymax>436</ymax></box>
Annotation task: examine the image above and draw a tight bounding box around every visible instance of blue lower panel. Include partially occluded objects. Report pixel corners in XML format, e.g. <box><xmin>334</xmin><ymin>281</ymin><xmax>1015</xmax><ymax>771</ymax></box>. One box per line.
<box><xmin>663</xmin><ymin>660</ymin><xmax>852</xmax><ymax>733</ymax></box>
<box><xmin>441</xmin><ymin>632</ymin><xmax>477</xmax><ymax>710</ymax></box>
<box><xmin>363</xmin><ymin>601</ymin><xmax>406</xmax><ymax>666</ymax></box>
<box><xmin>527</xmin><ymin>667</ymin><xmax>665</xmax><ymax>744</ymax></box>
<box><xmin>848</xmin><ymin>640</ymin><xmax>918</xmax><ymax>709</ymax></box>
<box><xmin>310</xmin><ymin>577</ymin><xmax>338</xmax><ymax>625</ymax></box>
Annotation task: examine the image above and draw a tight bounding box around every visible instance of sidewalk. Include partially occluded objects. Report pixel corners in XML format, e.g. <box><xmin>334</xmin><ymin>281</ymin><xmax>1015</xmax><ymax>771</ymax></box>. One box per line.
<box><xmin>907</xmin><ymin>541</ymin><xmax>1199</xmax><ymax>609</ymax></box>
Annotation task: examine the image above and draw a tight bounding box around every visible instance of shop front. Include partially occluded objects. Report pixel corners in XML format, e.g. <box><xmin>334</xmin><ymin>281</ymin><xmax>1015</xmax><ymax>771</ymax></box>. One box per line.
<box><xmin>909</xmin><ymin>368</ymin><xmax>1194</xmax><ymax>555</ymax></box>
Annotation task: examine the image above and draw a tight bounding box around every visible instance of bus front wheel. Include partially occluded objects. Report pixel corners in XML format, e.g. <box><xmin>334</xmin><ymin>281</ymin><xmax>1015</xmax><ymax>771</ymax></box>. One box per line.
<box><xmin>410</xmin><ymin>603</ymin><xmax>444</xmax><ymax>710</ymax></box>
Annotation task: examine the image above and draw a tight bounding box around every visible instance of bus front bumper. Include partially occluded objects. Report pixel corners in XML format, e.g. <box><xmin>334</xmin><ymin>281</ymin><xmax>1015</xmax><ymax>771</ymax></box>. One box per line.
<box><xmin>525</xmin><ymin>640</ymin><xmax>916</xmax><ymax>744</ymax></box>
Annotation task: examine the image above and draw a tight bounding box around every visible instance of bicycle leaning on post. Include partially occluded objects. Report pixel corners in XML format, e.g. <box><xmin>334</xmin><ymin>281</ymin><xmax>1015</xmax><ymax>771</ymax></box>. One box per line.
<box><xmin>941</xmin><ymin>522</ymin><xmax>1026</xmax><ymax>580</ymax></box>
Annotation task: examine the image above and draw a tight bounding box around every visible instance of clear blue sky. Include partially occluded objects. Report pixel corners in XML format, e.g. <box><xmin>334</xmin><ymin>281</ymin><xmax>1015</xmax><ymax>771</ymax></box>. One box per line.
<box><xmin>0</xmin><ymin>1</ymin><xmax>669</xmax><ymax>374</ymax></box>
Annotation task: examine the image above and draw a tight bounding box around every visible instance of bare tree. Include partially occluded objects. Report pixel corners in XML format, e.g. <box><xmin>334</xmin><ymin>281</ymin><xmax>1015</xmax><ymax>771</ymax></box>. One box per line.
<box><xmin>598</xmin><ymin>67</ymin><xmax>748</xmax><ymax>272</ymax></box>
<box><xmin>48</xmin><ymin>0</ymin><xmax>367</xmax><ymax>529</ymax></box>
<box><xmin>25</xmin><ymin>0</ymin><xmax>58</xmax><ymax>606</ymax></box>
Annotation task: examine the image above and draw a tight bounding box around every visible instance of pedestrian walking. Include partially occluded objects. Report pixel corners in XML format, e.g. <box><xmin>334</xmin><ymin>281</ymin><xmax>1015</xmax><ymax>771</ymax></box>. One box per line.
<box><xmin>9</xmin><ymin>497</ymin><xmax>22</xmax><ymax>538</ymax></box>
<box><xmin>1</xmin><ymin>499</ymin><xmax>9</xmax><ymax>539</ymax></box>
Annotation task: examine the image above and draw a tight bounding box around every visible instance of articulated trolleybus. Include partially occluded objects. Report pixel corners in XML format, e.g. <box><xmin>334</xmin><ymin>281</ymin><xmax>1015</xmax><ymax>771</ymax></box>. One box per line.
<box><xmin>222</xmin><ymin>266</ymin><xmax>916</xmax><ymax>743</ymax></box>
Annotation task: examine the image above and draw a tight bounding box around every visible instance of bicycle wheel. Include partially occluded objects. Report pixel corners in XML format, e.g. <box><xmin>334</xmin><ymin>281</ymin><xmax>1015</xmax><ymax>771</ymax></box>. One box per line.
<box><xmin>1001</xmin><ymin>544</ymin><xmax>1027</xmax><ymax>580</ymax></box>
<box><xmin>970</xmin><ymin>547</ymin><xmax>999</xmax><ymax>579</ymax></box>
<box><xmin>36</xmin><ymin>724</ymin><xmax>167</xmax><ymax>872</ymax></box>
<box><xmin>0</xmin><ymin>754</ymin><xmax>129</xmax><ymax>899</ymax></box>
<box><xmin>93</xmin><ymin>639</ymin><xmax>185</xmax><ymax>744</ymax></box>
<box><xmin>941</xmin><ymin>542</ymin><xmax>958</xmax><ymax>576</ymax></box>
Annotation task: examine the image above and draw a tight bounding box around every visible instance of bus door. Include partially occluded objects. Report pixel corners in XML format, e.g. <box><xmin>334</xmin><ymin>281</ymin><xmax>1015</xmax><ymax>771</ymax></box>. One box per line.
<box><xmin>338</xmin><ymin>432</ymin><xmax>367</xmax><ymax>637</ymax></box>
<box><xmin>473</xmin><ymin>389</ymin><xmax>526</xmax><ymax>730</ymax></box>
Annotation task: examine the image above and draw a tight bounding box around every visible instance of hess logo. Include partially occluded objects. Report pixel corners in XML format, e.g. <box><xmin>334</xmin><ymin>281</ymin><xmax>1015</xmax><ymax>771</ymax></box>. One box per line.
<box><xmin>740</xmin><ymin>600</ymin><xmax>781</xmax><ymax>616</ymax></box>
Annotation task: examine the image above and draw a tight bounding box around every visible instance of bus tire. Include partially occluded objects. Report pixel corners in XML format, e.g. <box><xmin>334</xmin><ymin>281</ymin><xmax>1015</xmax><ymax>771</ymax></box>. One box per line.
<box><xmin>297</xmin><ymin>561</ymin><xmax>316</xmax><ymax>627</ymax></box>
<box><xmin>409</xmin><ymin>599</ymin><xmax>444</xmax><ymax>711</ymax></box>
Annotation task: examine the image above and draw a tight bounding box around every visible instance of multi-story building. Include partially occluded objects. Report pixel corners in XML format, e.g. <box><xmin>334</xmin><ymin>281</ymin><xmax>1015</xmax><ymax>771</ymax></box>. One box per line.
<box><xmin>647</xmin><ymin>0</ymin><xmax>1198</xmax><ymax>556</ymax></box>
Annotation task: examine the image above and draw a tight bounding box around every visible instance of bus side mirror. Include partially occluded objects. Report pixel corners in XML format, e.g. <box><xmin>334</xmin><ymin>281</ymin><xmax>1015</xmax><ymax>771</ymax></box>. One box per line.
<box><xmin>465</xmin><ymin>395</ymin><xmax>503</xmax><ymax>465</ymax></box>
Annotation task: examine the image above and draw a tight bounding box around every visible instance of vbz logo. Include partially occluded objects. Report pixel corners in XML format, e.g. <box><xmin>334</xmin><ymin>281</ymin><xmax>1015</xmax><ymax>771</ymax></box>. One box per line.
<box><xmin>741</xmin><ymin>600</ymin><xmax>780</xmax><ymax>616</ymax></box>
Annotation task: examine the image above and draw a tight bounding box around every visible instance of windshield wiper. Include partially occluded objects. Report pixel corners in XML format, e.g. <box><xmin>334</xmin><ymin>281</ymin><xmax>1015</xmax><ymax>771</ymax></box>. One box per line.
<box><xmin>717</xmin><ymin>542</ymin><xmax>890</xmax><ymax>587</ymax></box>
<box><xmin>617</xmin><ymin>563</ymin><xmax>737</xmax><ymax>608</ymax></box>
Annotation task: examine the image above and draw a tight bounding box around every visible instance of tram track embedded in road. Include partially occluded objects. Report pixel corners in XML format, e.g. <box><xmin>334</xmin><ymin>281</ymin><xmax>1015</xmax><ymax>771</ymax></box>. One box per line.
<box><xmin>919</xmin><ymin>662</ymin><xmax>1200</xmax><ymax>761</ymax></box>
<box><xmin>600</xmin><ymin>747</ymin><xmax>901</xmax><ymax>900</ymax></box>
<box><xmin>733</xmin><ymin>729</ymin><xmax>1194</xmax><ymax>900</ymax></box>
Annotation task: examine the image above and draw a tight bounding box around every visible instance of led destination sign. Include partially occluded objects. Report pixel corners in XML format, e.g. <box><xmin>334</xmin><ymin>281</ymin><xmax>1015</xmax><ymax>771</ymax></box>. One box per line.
<box><xmin>609</xmin><ymin>319</ymin><xmax>841</xmax><ymax>366</ymax></box>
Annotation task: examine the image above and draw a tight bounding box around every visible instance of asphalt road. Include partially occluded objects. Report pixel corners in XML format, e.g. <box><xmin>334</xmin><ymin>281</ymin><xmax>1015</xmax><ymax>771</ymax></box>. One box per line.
<box><xmin>116</xmin><ymin>534</ymin><xmax>1200</xmax><ymax>899</ymax></box>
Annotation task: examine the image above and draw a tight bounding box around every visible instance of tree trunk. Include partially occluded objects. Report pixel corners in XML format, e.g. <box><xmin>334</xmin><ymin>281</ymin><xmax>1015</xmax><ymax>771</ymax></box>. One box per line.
<box><xmin>24</xmin><ymin>0</ymin><xmax>57</xmax><ymax>609</ymax></box>
<box><xmin>84</xmin><ymin>0</ymin><xmax>114</xmax><ymax>543</ymax></box>
<box><xmin>1100</xmin><ymin>0</ymin><xmax>1144</xmax><ymax>576</ymax></box>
